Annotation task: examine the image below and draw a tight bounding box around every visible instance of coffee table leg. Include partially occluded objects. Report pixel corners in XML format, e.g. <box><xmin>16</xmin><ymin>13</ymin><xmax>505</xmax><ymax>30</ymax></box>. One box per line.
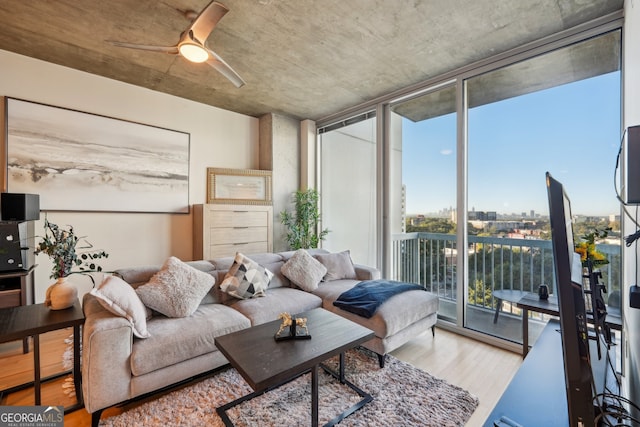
<box><xmin>217</xmin><ymin>359</ymin><xmax>372</xmax><ymax>427</ymax></box>
<box><xmin>33</xmin><ymin>334</ymin><xmax>41</xmax><ymax>405</ymax></box>
<box><xmin>311</xmin><ymin>365</ymin><xmax>319</xmax><ymax>427</ymax></box>
<box><xmin>339</xmin><ymin>352</ymin><xmax>345</xmax><ymax>382</ymax></box>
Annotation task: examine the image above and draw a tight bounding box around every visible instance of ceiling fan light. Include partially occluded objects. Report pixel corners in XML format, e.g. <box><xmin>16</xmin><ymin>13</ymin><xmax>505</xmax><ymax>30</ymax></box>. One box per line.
<box><xmin>179</xmin><ymin>43</ymin><xmax>209</xmax><ymax>63</ymax></box>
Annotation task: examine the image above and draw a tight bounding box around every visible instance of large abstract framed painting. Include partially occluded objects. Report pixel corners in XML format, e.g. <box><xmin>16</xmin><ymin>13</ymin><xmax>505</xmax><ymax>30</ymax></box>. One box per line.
<box><xmin>3</xmin><ymin>98</ymin><xmax>190</xmax><ymax>213</ymax></box>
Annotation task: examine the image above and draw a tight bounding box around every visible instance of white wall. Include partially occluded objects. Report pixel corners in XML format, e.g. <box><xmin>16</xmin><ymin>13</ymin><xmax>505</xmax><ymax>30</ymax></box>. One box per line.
<box><xmin>623</xmin><ymin>0</ymin><xmax>640</xmax><ymax>416</ymax></box>
<box><xmin>0</xmin><ymin>49</ymin><xmax>259</xmax><ymax>302</ymax></box>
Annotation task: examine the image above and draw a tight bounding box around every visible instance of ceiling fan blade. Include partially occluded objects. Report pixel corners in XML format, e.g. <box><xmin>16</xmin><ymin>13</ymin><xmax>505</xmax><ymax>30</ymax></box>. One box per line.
<box><xmin>108</xmin><ymin>40</ymin><xmax>179</xmax><ymax>55</ymax></box>
<box><xmin>205</xmin><ymin>49</ymin><xmax>245</xmax><ymax>88</ymax></box>
<box><xmin>188</xmin><ymin>1</ymin><xmax>229</xmax><ymax>44</ymax></box>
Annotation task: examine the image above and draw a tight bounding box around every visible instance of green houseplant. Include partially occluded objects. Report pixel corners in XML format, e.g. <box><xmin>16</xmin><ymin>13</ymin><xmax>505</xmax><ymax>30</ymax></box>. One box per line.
<box><xmin>280</xmin><ymin>189</ymin><xmax>329</xmax><ymax>250</ymax></box>
<box><xmin>35</xmin><ymin>218</ymin><xmax>109</xmax><ymax>309</ymax></box>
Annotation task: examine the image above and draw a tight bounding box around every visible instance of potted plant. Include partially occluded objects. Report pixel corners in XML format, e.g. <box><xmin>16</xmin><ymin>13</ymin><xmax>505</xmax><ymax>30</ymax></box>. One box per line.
<box><xmin>574</xmin><ymin>226</ymin><xmax>611</xmax><ymax>268</ymax></box>
<box><xmin>35</xmin><ymin>218</ymin><xmax>109</xmax><ymax>309</ymax></box>
<box><xmin>280</xmin><ymin>188</ymin><xmax>329</xmax><ymax>250</ymax></box>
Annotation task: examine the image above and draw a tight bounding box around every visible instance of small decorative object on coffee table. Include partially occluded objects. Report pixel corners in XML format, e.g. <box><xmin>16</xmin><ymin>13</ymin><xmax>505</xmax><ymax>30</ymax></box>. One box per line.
<box><xmin>275</xmin><ymin>312</ymin><xmax>311</xmax><ymax>340</ymax></box>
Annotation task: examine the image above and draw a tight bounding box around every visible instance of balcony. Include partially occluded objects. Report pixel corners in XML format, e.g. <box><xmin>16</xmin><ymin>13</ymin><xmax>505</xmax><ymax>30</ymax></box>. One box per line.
<box><xmin>391</xmin><ymin>232</ymin><xmax>621</xmax><ymax>345</ymax></box>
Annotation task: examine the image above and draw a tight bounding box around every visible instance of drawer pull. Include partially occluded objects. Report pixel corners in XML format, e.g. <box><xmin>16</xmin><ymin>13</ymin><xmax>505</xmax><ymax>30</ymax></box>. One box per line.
<box><xmin>233</xmin><ymin>211</ymin><xmax>249</xmax><ymax>213</ymax></box>
<box><xmin>233</xmin><ymin>226</ymin><xmax>249</xmax><ymax>229</ymax></box>
<box><xmin>233</xmin><ymin>243</ymin><xmax>249</xmax><ymax>246</ymax></box>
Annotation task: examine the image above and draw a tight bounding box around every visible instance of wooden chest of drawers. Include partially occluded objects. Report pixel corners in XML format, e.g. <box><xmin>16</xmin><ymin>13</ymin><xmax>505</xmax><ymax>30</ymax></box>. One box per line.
<box><xmin>193</xmin><ymin>204</ymin><xmax>273</xmax><ymax>259</ymax></box>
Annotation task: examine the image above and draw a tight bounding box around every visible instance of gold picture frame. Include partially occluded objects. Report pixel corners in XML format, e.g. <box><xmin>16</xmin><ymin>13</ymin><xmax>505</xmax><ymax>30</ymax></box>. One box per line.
<box><xmin>207</xmin><ymin>168</ymin><xmax>272</xmax><ymax>205</ymax></box>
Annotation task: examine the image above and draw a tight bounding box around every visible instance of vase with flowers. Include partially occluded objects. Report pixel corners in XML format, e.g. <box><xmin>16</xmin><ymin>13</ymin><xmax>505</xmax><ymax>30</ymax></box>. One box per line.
<box><xmin>574</xmin><ymin>226</ymin><xmax>611</xmax><ymax>269</ymax></box>
<box><xmin>34</xmin><ymin>218</ymin><xmax>109</xmax><ymax>310</ymax></box>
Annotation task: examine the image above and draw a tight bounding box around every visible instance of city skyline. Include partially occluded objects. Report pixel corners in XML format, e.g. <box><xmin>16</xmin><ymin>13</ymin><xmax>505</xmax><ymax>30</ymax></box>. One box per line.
<box><xmin>402</xmin><ymin>72</ymin><xmax>622</xmax><ymax>218</ymax></box>
<box><xmin>404</xmin><ymin>206</ymin><xmax>618</xmax><ymax>220</ymax></box>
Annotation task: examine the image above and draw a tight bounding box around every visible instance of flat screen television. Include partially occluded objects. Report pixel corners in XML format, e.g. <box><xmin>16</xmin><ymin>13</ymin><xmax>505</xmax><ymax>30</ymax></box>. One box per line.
<box><xmin>546</xmin><ymin>172</ymin><xmax>597</xmax><ymax>426</ymax></box>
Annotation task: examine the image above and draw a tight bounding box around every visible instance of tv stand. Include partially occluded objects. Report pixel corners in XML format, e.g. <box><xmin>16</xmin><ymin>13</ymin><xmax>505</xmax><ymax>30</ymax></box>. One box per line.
<box><xmin>484</xmin><ymin>319</ymin><xmax>618</xmax><ymax>426</ymax></box>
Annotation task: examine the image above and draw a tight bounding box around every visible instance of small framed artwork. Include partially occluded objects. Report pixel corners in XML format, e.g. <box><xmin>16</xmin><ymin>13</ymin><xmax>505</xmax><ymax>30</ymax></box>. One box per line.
<box><xmin>207</xmin><ymin>168</ymin><xmax>272</xmax><ymax>205</ymax></box>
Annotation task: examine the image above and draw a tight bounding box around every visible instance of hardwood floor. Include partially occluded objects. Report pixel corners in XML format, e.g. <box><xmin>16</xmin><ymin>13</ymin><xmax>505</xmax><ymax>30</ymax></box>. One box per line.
<box><xmin>0</xmin><ymin>326</ymin><xmax>521</xmax><ymax>426</ymax></box>
<box><xmin>390</xmin><ymin>327</ymin><xmax>522</xmax><ymax>426</ymax></box>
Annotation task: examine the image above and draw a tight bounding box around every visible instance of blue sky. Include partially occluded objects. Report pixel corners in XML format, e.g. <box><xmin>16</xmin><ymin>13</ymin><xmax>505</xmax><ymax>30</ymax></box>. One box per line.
<box><xmin>402</xmin><ymin>72</ymin><xmax>621</xmax><ymax>217</ymax></box>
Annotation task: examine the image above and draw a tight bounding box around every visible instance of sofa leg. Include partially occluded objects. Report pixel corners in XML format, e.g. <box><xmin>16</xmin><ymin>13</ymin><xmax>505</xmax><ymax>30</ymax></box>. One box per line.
<box><xmin>92</xmin><ymin>409</ymin><xmax>104</xmax><ymax>427</ymax></box>
<box><xmin>377</xmin><ymin>353</ymin><xmax>386</xmax><ymax>368</ymax></box>
<box><xmin>431</xmin><ymin>325</ymin><xmax>436</xmax><ymax>338</ymax></box>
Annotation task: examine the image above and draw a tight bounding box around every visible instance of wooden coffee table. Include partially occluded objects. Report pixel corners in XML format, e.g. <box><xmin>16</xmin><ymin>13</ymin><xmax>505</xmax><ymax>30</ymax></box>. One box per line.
<box><xmin>215</xmin><ymin>308</ymin><xmax>375</xmax><ymax>427</ymax></box>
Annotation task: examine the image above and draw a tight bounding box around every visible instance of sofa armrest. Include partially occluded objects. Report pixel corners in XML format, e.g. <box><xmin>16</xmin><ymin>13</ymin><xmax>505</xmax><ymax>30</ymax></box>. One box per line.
<box><xmin>354</xmin><ymin>264</ymin><xmax>381</xmax><ymax>281</ymax></box>
<box><xmin>82</xmin><ymin>293</ymin><xmax>135</xmax><ymax>413</ymax></box>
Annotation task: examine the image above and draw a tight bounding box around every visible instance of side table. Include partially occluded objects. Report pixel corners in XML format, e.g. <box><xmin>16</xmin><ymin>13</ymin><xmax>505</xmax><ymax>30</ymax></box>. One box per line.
<box><xmin>0</xmin><ymin>300</ymin><xmax>85</xmax><ymax>413</ymax></box>
<box><xmin>0</xmin><ymin>266</ymin><xmax>36</xmax><ymax>353</ymax></box>
<box><xmin>494</xmin><ymin>290</ymin><xmax>622</xmax><ymax>358</ymax></box>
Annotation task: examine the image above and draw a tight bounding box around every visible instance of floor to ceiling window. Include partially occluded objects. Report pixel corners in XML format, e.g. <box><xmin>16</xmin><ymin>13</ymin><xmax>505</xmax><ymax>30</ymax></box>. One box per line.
<box><xmin>316</xmin><ymin>21</ymin><xmax>622</xmax><ymax>348</ymax></box>
<box><xmin>390</xmin><ymin>85</ymin><xmax>458</xmax><ymax>322</ymax></box>
<box><xmin>464</xmin><ymin>30</ymin><xmax>621</xmax><ymax>344</ymax></box>
<box><xmin>318</xmin><ymin>113</ymin><xmax>377</xmax><ymax>267</ymax></box>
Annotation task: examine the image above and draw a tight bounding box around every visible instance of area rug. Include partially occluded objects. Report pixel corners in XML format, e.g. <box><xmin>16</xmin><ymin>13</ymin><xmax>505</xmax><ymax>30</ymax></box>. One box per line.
<box><xmin>100</xmin><ymin>348</ymin><xmax>478</xmax><ymax>426</ymax></box>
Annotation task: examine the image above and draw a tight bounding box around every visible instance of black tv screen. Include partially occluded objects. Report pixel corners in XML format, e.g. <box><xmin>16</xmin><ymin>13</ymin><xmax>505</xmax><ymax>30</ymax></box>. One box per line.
<box><xmin>546</xmin><ymin>172</ymin><xmax>596</xmax><ymax>426</ymax></box>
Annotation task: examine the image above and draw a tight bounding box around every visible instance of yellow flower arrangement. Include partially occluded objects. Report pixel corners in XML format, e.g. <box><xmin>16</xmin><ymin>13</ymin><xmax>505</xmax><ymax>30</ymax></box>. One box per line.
<box><xmin>575</xmin><ymin>227</ymin><xmax>610</xmax><ymax>268</ymax></box>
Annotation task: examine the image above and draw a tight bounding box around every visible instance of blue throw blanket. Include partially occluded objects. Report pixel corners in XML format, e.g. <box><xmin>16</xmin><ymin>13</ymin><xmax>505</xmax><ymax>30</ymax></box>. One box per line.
<box><xmin>333</xmin><ymin>279</ymin><xmax>423</xmax><ymax>318</ymax></box>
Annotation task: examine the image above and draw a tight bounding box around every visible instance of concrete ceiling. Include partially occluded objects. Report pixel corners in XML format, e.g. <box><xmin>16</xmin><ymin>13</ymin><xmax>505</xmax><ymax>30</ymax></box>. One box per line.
<box><xmin>0</xmin><ymin>0</ymin><xmax>624</xmax><ymax>122</ymax></box>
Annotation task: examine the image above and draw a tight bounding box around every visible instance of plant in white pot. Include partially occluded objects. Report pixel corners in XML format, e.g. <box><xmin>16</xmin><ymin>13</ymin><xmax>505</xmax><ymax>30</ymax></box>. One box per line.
<box><xmin>35</xmin><ymin>218</ymin><xmax>109</xmax><ymax>310</ymax></box>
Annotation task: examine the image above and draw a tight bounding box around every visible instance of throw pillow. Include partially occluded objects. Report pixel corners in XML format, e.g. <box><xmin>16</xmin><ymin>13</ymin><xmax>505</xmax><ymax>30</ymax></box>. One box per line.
<box><xmin>220</xmin><ymin>252</ymin><xmax>273</xmax><ymax>299</ymax></box>
<box><xmin>281</xmin><ymin>249</ymin><xmax>327</xmax><ymax>292</ymax></box>
<box><xmin>316</xmin><ymin>250</ymin><xmax>357</xmax><ymax>281</ymax></box>
<box><xmin>135</xmin><ymin>256</ymin><xmax>215</xmax><ymax>318</ymax></box>
<box><xmin>91</xmin><ymin>275</ymin><xmax>151</xmax><ymax>339</ymax></box>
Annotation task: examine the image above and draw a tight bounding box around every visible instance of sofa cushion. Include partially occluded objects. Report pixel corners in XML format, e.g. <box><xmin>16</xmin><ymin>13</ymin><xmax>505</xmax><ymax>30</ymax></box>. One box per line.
<box><xmin>229</xmin><ymin>287</ymin><xmax>322</xmax><ymax>326</ymax></box>
<box><xmin>313</xmin><ymin>279</ymin><xmax>439</xmax><ymax>338</ymax></box>
<box><xmin>130</xmin><ymin>304</ymin><xmax>251</xmax><ymax>376</ymax></box>
<box><xmin>315</xmin><ymin>250</ymin><xmax>357</xmax><ymax>281</ymax></box>
<box><xmin>90</xmin><ymin>275</ymin><xmax>151</xmax><ymax>339</ymax></box>
<box><xmin>220</xmin><ymin>253</ymin><xmax>274</xmax><ymax>299</ymax></box>
<box><xmin>136</xmin><ymin>257</ymin><xmax>215</xmax><ymax>318</ymax></box>
<box><xmin>281</xmin><ymin>249</ymin><xmax>327</xmax><ymax>292</ymax></box>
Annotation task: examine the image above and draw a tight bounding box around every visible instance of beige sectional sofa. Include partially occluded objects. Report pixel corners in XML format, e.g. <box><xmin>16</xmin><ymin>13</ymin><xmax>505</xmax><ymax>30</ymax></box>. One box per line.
<box><xmin>82</xmin><ymin>249</ymin><xmax>439</xmax><ymax>426</ymax></box>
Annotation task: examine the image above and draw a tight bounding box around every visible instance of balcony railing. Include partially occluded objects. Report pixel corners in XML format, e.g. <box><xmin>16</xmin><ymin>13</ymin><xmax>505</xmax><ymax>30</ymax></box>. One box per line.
<box><xmin>391</xmin><ymin>232</ymin><xmax>621</xmax><ymax>319</ymax></box>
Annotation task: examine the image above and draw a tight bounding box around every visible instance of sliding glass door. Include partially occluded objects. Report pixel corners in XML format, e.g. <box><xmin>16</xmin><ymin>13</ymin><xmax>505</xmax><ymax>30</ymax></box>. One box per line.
<box><xmin>390</xmin><ymin>85</ymin><xmax>458</xmax><ymax>322</ymax></box>
<box><xmin>464</xmin><ymin>30</ymin><xmax>621</xmax><ymax>343</ymax></box>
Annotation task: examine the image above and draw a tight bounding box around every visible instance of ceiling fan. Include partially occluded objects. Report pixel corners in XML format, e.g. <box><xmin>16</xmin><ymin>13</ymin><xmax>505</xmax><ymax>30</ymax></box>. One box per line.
<box><xmin>108</xmin><ymin>1</ymin><xmax>245</xmax><ymax>88</ymax></box>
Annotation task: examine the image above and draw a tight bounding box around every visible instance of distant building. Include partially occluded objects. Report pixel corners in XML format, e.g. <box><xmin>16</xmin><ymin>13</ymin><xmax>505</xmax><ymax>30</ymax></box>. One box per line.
<box><xmin>470</xmin><ymin>220</ymin><xmax>526</xmax><ymax>231</ymax></box>
<box><xmin>468</xmin><ymin>210</ymin><xmax>497</xmax><ymax>221</ymax></box>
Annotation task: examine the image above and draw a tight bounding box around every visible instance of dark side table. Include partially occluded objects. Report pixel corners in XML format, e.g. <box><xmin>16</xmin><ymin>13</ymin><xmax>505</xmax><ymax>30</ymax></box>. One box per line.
<box><xmin>494</xmin><ymin>290</ymin><xmax>622</xmax><ymax>358</ymax></box>
<box><xmin>0</xmin><ymin>300</ymin><xmax>85</xmax><ymax>412</ymax></box>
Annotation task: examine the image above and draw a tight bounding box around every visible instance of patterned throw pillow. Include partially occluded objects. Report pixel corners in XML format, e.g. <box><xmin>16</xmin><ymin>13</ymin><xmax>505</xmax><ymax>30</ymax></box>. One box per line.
<box><xmin>220</xmin><ymin>252</ymin><xmax>273</xmax><ymax>299</ymax></box>
<box><xmin>136</xmin><ymin>257</ymin><xmax>215</xmax><ymax>318</ymax></box>
<box><xmin>281</xmin><ymin>249</ymin><xmax>327</xmax><ymax>292</ymax></box>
